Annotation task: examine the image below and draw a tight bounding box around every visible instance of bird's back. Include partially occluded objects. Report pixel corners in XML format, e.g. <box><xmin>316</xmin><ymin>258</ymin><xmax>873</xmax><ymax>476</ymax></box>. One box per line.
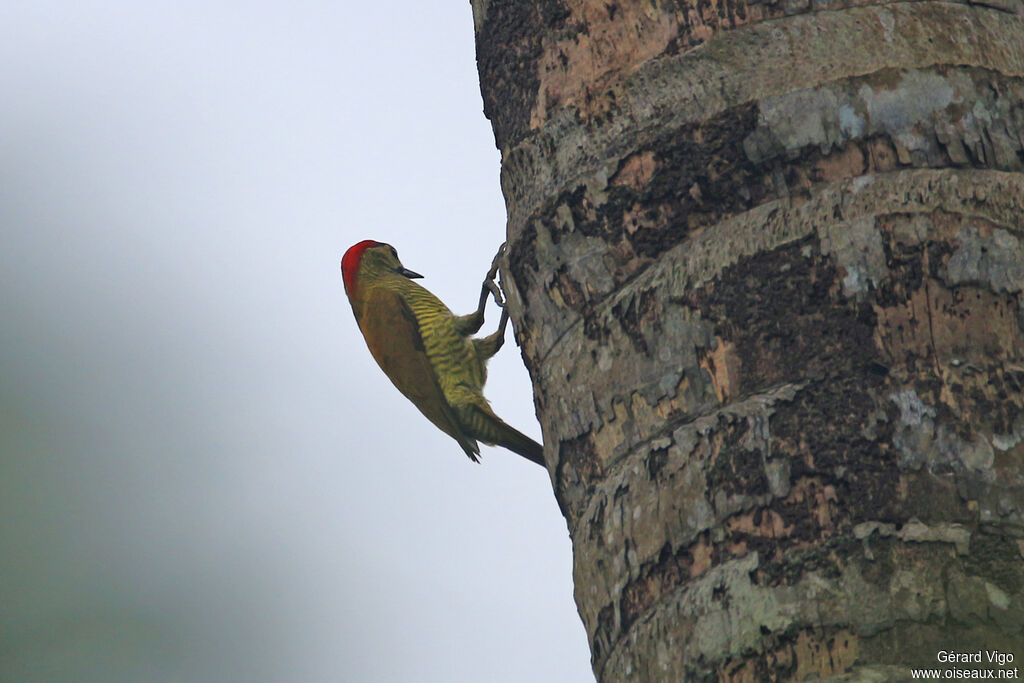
<box><xmin>394</xmin><ymin>278</ymin><xmax>487</xmax><ymax>396</ymax></box>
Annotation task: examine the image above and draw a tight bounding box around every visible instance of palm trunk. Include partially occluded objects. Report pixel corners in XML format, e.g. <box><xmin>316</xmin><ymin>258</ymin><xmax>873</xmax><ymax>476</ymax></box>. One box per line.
<box><xmin>472</xmin><ymin>1</ymin><xmax>1024</xmax><ymax>679</ymax></box>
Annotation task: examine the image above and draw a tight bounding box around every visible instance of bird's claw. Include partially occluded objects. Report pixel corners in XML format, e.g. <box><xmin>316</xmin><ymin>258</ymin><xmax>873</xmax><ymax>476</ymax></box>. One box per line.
<box><xmin>487</xmin><ymin>243</ymin><xmax>505</xmax><ymax>280</ymax></box>
<box><xmin>484</xmin><ymin>243</ymin><xmax>506</xmax><ymax>308</ymax></box>
<box><xmin>485</xmin><ymin>278</ymin><xmax>505</xmax><ymax>308</ymax></box>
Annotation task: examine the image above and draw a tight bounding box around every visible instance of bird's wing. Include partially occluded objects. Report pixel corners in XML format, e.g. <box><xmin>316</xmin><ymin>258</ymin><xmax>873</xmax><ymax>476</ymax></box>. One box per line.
<box><xmin>359</xmin><ymin>287</ymin><xmax>481</xmax><ymax>461</ymax></box>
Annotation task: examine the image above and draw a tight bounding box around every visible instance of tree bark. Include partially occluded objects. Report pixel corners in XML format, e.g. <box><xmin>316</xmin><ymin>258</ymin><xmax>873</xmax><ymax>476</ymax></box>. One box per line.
<box><xmin>472</xmin><ymin>0</ymin><xmax>1024</xmax><ymax>680</ymax></box>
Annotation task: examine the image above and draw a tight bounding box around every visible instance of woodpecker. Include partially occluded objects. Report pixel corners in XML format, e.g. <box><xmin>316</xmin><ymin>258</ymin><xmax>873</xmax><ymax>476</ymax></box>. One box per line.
<box><xmin>341</xmin><ymin>240</ymin><xmax>545</xmax><ymax>467</ymax></box>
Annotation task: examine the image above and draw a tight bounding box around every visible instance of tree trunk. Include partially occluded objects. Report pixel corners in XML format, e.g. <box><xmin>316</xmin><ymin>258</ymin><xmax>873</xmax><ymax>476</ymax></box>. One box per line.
<box><xmin>472</xmin><ymin>1</ymin><xmax>1024</xmax><ymax>680</ymax></box>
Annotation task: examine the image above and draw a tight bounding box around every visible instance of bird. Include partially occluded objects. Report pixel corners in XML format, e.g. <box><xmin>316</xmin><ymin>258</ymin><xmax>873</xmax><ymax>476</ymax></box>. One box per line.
<box><xmin>341</xmin><ymin>240</ymin><xmax>545</xmax><ymax>467</ymax></box>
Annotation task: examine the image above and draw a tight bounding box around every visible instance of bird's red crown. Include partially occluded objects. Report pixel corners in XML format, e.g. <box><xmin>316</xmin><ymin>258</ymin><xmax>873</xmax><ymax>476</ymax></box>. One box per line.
<box><xmin>341</xmin><ymin>239</ymin><xmax>382</xmax><ymax>295</ymax></box>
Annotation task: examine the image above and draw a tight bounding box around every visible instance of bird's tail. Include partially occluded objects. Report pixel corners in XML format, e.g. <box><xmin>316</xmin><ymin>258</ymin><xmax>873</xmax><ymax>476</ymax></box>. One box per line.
<box><xmin>462</xmin><ymin>402</ymin><xmax>546</xmax><ymax>467</ymax></box>
<box><xmin>458</xmin><ymin>397</ymin><xmax>548</xmax><ymax>466</ymax></box>
<box><xmin>491</xmin><ymin>421</ymin><xmax>545</xmax><ymax>467</ymax></box>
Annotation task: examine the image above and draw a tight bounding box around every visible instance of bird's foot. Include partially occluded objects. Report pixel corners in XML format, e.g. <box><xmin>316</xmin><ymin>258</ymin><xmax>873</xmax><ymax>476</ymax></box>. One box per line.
<box><xmin>484</xmin><ymin>243</ymin><xmax>506</xmax><ymax>308</ymax></box>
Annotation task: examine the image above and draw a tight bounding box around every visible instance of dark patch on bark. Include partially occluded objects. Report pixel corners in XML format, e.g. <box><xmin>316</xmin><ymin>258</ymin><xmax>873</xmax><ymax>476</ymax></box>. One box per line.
<box><xmin>611</xmin><ymin>288</ymin><xmax>658</xmax><ymax>354</ymax></box>
<box><xmin>619</xmin><ymin>541</ymin><xmax>698</xmax><ymax>635</ymax></box>
<box><xmin>760</xmin><ymin>542</ymin><xmax>848</xmax><ymax>587</ymax></box>
<box><xmin>553</xmin><ymin>264</ymin><xmax>588</xmax><ymax>311</ymax></box>
<box><xmin>636</xmin><ymin>103</ymin><xmax>762</xmax><ymax>249</ymax></box>
<box><xmin>583</xmin><ymin>310</ymin><xmax>612</xmax><ymax>344</ymax></box>
<box><xmin>876</xmin><ymin>228</ymin><xmax>926</xmax><ymax>309</ymax></box>
<box><xmin>570</xmin><ymin>103</ymin><xmax>766</xmax><ymax>262</ymax></box>
<box><xmin>718</xmin><ymin>626</ymin><xmax>858</xmax><ymax>682</ymax></box>
<box><xmin>988</xmin><ymin>363</ymin><xmax>1024</xmax><ymax>434</ymax></box>
<box><xmin>957</xmin><ymin>356</ymin><xmax>1024</xmax><ymax>439</ymax></box>
<box><xmin>475</xmin><ymin>0</ymin><xmax>571</xmax><ymax>150</ymax></box>
<box><xmin>896</xmin><ymin>472</ymin><xmax>972</xmax><ymax>523</ymax></box>
<box><xmin>705</xmin><ymin>423</ymin><xmax>766</xmax><ymax>498</ymax></box>
<box><xmin>768</xmin><ymin>380</ymin><xmax>914</xmax><ymax>540</ymax></box>
<box><xmin>592</xmin><ymin>602</ymin><xmax>615</xmax><ymax>668</ymax></box>
<box><xmin>651</xmin><ymin>0</ymin><xmax>756</xmax><ymax>60</ymax></box>
<box><xmin>556</xmin><ymin>433</ymin><xmax>603</xmax><ymax>518</ymax></box>
<box><xmin>683</xmin><ymin>237</ymin><xmax>884</xmax><ymax>395</ymax></box>
<box><xmin>964</xmin><ymin>533</ymin><xmax>1024</xmax><ymax>594</ymax></box>
<box><xmin>661</xmin><ymin>36</ymin><xmax>681</xmax><ymax>57</ymax></box>
<box><xmin>859</xmin><ymin>536</ymin><xmax>897</xmax><ymax>586</ymax></box>
<box><xmin>507</xmin><ymin>221</ymin><xmax>541</xmax><ymax>368</ymax></box>
<box><xmin>778</xmin><ymin>382</ymin><xmax>891</xmax><ymax>475</ymax></box>
<box><xmin>563</xmin><ymin>185</ymin><xmax>593</xmax><ymax>235</ymax></box>
<box><xmin>878</xmin><ymin>212</ymin><xmax>952</xmax><ymax>274</ymax></box>
<box><xmin>647</xmin><ymin>443</ymin><xmax>669</xmax><ymax>480</ymax></box>
<box><xmin>508</xmin><ymin>221</ymin><xmax>539</xmax><ymax>287</ymax></box>
<box><xmin>876</xmin><ymin>222</ymin><xmax>1024</xmax><ymax>438</ymax></box>
<box><xmin>515</xmin><ymin>103</ymin><xmax>764</xmax><ymax>303</ymax></box>
<box><xmin>587</xmin><ymin>496</ymin><xmax>607</xmax><ymax>548</ymax></box>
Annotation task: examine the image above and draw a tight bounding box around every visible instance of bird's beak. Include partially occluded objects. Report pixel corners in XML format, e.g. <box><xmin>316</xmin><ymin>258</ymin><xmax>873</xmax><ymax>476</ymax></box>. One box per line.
<box><xmin>398</xmin><ymin>267</ymin><xmax>423</xmax><ymax>279</ymax></box>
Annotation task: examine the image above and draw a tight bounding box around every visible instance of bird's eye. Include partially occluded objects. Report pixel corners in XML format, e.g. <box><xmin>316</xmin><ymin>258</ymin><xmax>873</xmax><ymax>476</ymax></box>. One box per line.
<box><xmin>389</xmin><ymin>246</ymin><xmax>398</xmax><ymax>258</ymax></box>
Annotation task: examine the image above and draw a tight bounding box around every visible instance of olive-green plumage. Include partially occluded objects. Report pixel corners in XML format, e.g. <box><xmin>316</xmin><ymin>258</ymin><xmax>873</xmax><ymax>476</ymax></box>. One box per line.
<box><xmin>341</xmin><ymin>240</ymin><xmax>545</xmax><ymax>467</ymax></box>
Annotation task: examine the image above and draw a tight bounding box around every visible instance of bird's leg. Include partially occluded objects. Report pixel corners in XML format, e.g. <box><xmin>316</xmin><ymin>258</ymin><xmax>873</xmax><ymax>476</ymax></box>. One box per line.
<box><xmin>454</xmin><ymin>243</ymin><xmax>506</xmax><ymax>336</ymax></box>
<box><xmin>453</xmin><ymin>285</ymin><xmax>489</xmax><ymax>336</ymax></box>
<box><xmin>474</xmin><ymin>308</ymin><xmax>509</xmax><ymax>361</ymax></box>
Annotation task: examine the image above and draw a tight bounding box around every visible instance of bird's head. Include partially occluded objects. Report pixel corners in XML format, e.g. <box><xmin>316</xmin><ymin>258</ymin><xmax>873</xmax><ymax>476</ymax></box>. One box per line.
<box><xmin>341</xmin><ymin>240</ymin><xmax>423</xmax><ymax>297</ymax></box>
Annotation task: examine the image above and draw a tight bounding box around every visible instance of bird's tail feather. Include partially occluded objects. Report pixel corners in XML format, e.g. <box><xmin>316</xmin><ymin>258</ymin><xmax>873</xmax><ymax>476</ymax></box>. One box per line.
<box><xmin>462</xmin><ymin>403</ymin><xmax>545</xmax><ymax>467</ymax></box>
<box><xmin>491</xmin><ymin>421</ymin><xmax>545</xmax><ymax>467</ymax></box>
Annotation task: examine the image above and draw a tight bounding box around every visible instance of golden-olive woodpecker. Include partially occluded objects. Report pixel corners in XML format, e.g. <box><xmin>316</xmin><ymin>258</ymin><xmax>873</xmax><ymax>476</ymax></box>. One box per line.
<box><xmin>341</xmin><ymin>240</ymin><xmax>545</xmax><ymax>467</ymax></box>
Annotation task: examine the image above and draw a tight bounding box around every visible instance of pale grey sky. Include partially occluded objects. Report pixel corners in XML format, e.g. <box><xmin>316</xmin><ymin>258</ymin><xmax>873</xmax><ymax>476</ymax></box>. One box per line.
<box><xmin>0</xmin><ymin>3</ymin><xmax>592</xmax><ymax>681</ymax></box>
